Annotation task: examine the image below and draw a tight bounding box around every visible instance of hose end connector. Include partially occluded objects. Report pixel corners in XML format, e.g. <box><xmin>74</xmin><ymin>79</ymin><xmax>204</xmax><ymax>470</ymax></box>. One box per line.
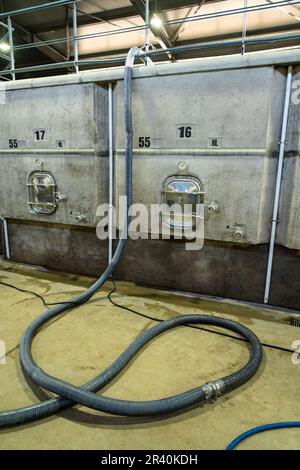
<box><xmin>202</xmin><ymin>379</ymin><xmax>225</xmax><ymax>401</ymax></box>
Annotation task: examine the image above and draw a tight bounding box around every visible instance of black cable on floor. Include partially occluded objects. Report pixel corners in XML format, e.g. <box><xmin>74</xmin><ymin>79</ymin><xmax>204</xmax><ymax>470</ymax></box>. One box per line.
<box><xmin>0</xmin><ymin>277</ymin><xmax>294</xmax><ymax>354</ymax></box>
<box><xmin>0</xmin><ymin>280</ymin><xmax>80</xmax><ymax>308</ymax></box>
<box><xmin>108</xmin><ymin>279</ymin><xmax>294</xmax><ymax>355</ymax></box>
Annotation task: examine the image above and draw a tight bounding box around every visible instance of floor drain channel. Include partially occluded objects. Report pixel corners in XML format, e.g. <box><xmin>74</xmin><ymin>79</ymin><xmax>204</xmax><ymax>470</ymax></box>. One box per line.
<box><xmin>288</xmin><ymin>317</ymin><xmax>300</xmax><ymax>328</ymax></box>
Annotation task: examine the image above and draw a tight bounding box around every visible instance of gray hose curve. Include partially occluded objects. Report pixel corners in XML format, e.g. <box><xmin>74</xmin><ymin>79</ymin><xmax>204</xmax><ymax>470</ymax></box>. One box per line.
<box><xmin>21</xmin><ymin>315</ymin><xmax>263</xmax><ymax>417</ymax></box>
<box><xmin>0</xmin><ymin>47</ymin><xmax>138</xmax><ymax>427</ymax></box>
<box><xmin>0</xmin><ymin>47</ymin><xmax>263</xmax><ymax>427</ymax></box>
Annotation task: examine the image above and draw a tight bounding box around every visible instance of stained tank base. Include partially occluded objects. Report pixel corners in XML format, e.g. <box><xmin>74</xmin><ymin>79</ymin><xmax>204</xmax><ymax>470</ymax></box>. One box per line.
<box><xmin>6</xmin><ymin>220</ymin><xmax>300</xmax><ymax>310</ymax></box>
<box><xmin>7</xmin><ymin>219</ymin><xmax>109</xmax><ymax>276</ymax></box>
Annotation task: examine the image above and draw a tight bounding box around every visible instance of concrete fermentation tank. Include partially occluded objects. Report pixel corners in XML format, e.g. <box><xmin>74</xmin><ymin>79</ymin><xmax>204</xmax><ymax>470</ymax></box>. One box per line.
<box><xmin>113</xmin><ymin>65</ymin><xmax>300</xmax><ymax>309</ymax></box>
<box><xmin>0</xmin><ymin>63</ymin><xmax>299</xmax><ymax>309</ymax></box>
<box><xmin>115</xmin><ymin>67</ymin><xmax>285</xmax><ymax>244</ymax></box>
<box><xmin>0</xmin><ymin>83</ymin><xmax>108</xmax><ymax>226</ymax></box>
<box><xmin>277</xmin><ymin>66</ymin><xmax>300</xmax><ymax>251</ymax></box>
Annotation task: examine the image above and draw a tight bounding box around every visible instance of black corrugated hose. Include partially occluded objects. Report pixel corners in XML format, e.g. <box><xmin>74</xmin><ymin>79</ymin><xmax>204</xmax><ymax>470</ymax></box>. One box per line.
<box><xmin>0</xmin><ymin>47</ymin><xmax>263</xmax><ymax>427</ymax></box>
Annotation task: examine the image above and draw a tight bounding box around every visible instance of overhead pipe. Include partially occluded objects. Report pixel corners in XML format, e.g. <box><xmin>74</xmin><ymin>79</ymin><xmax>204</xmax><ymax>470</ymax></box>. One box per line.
<box><xmin>143</xmin><ymin>32</ymin><xmax>300</xmax><ymax>58</ymax></box>
<box><xmin>0</xmin><ymin>0</ymin><xmax>75</xmax><ymax>19</ymax></box>
<box><xmin>0</xmin><ymin>52</ymin><xmax>10</xmax><ymax>61</ymax></box>
<box><xmin>11</xmin><ymin>0</ymin><xmax>300</xmax><ymax>52</ymax></box>
<box><xmin>13</xmin><ymin>29</ymin><xmax>300</xmax><ymax>56</ymax></box>
<box><xmin>0</xmin><ymin>0</ymin><xmax>297</xmax><ymax>22</ymax></box>
<box><xmin>158</xmin><ymin>0</ymin><xmax>300</xmax><ymax>28</ymax></box>
<box><xmin>0</xmin><ymin>20</ymin><xmax>9</xmax><ymax>30</ymax></box>
<box><xmin>4</xmin><ymin>32</ymin><xmax>300</xmax><ymax>78</ymax></box>
<box><xmin>264</xmin><ymin>65</ymin><xmax>293</xmax><ymax>304</ymax></box>
<box><xmin>1</xmin><ymin>47</ymin><xmax>299</xmax><ymax>90</ymax></box>
<box><xmin>0</xmin><ymin>31</ymin><xmax>10</xmax><ymax>44</ymax></box>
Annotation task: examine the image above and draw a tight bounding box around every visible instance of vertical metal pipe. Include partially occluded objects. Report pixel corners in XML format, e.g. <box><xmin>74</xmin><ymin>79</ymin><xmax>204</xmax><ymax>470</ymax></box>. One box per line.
<box><xmin>264</xmin><ymin>65</ymin><xmax>293</xmax><ymax>304</ymax></box>
<box><xmin>241</xmin><ymin>0</ymin><xmax>248</xmax><ymax>55</ymax></box>
<box><xmin>108</xmin><ymin>83</ymin><xmax>114</xmax><ymax>263</ymax></box>
<box><xmin>0</xmin><ymin>217</ymin><xmax>11</xmax><ymax>260</ymax></box>
<box><xmin>66</xmin><ymin>5</ymin><xmax>71</xmax><ymax>62</ymax></box>
<box><xmin>145</xmin><ymin>0</ymin><xmax>151</xmax><ymax>65</ymax></box>
<box><xmin>7</xmin><ymin>16</ymin><xmax>15</xmax><ymax>80</ymax></box>
<box><xmin>72</xmin><ymin>2</ymin><xmax>79</xmax><ymax>73</ymax></box>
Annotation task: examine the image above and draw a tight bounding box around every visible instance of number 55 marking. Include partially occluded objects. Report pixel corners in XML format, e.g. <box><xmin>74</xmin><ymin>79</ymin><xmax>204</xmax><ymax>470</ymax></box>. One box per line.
<box><xmin>138</xmin><ymin>136</ymin><xmax>151</xmax><ymax>148</ymax></box>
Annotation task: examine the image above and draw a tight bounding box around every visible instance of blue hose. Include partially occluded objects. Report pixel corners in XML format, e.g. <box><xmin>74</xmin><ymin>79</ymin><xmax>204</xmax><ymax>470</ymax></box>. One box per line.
<box><xmin>227</xmin><ymin>422</ymin><xmax>300</xmax><ymax>450</ymax></box>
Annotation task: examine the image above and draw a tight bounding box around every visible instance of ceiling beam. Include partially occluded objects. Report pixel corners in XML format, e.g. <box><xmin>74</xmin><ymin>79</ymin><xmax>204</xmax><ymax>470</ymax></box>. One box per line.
<box><xmin>28</xmin><ymin>0</ymin><xmax>222</xmax><ymax>35</ymax></box>
<box><xmin>170</xmin><ymin>1</ymin><xmax>206</xmax><ymax>44</ymax></box>
<box><xmin>130</xmin><ymin>0</ymin><xmax>174</xmax><ymax>61</ymax></box>
<box><xmin>30</xmin><ymin>5</ymin><xmax>138</xmax><ymax>34</ymax></box>
<box><xmin>14</xmin><ymin>22</ymin><xmax>67</xmax><ymax>62</ymax></box>
<box><xmin>172</xmin><ymin>23</ymin><xmax>300</xmax><ymax>50</ymax></box>
<box><xmin>154</xmin><ymin>0</ymin><xmax>220</xmax><ymax>8</ymax></box>
<box><xmin>76</xmin><ymin>22</ymin><xmax>300</xmax><ymax>60</ymax></box>
<box><xmin>266</xmin><ymin>0</ymin><xmax>300</xmax><ymax>22</ymax></box>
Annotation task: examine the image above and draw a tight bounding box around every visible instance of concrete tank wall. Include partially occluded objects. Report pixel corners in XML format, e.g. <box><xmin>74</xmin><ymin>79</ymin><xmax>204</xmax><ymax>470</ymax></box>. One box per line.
<box><xmin>0</xmin><ymin>83</ymin><xmax>108</xmax><ymax>227</ymax></box>
<box><xmin>277</xmin><ymin>66</ymin><xmax>300</xmax><ymax>250</ymax></box>
<box><xmin>115</xmin><ymin>66</ymin><xmax>286</xmax><ymax>244</ymax></box>
<box><xmin>0</xmin><ymin>63</ymin><xmax>299</xmax><ymax>310</ymax></box>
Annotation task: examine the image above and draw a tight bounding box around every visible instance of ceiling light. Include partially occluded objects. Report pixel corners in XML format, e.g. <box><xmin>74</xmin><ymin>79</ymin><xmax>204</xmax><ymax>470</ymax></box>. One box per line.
<box><xmin>150</xmin><ymin>16</ymin><xmax>162</xmax><ymax>28</ymax></box>
<box><xmin>0</xmin><ymin>43</ymin><xmax>10</xmax><ymax>52</ymax></box>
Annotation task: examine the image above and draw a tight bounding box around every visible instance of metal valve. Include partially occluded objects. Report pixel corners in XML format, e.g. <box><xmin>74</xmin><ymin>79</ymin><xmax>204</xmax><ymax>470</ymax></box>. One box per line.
<box><xmin>227</xmin><ymin>224</ymin><xmax>247</xmax><ymax>241</ymax></box>
<box><xmin>75</xmin><ymin>214</ymin><xmax>87</xmax><ymax>222</ymax></box>
<box><xmin>177</xmin><ymin>161</ymin><xmax>188</xmax><ymax>172</ymax></box>
<box><xmin>55</xmin><ymin>193</ymin><xmax>67</xmax><ymax>203</ymax></box>
<box><xmin>204</xmin><ymin>200</ymin><xmax>220</xmax><ymax>220</ymax></box>
<box><xmin>207</xmin><ymin>200</ymin><xmax>220</xmax><ymax>216</ymax></box>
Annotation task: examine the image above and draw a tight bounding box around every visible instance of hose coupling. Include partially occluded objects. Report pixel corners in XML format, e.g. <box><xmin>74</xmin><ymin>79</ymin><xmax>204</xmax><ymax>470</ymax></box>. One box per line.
<box><xmin>202</xmin><ymin>379</ymin><xmax>225</xmax><ymax>401</ymax></box>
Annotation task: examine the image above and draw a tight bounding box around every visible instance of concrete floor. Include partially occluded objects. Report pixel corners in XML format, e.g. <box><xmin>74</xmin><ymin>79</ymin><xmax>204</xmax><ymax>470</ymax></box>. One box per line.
<box><xmin>0</xmin><ymin>259</ymin><xmax>299</xmax><ymax>450</ymax></box>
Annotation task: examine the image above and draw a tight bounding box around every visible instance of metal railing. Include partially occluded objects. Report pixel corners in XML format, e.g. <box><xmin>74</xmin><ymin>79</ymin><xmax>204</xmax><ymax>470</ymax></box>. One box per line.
<box><xmin>0</xmin><ymin>0</ymin><xmax>75</xmax><ymax>18</ymax></box>
<box><xmin>0</xmin><ymin>0</ymin><xmax>300</xmax><ymax>80</ymax></box>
